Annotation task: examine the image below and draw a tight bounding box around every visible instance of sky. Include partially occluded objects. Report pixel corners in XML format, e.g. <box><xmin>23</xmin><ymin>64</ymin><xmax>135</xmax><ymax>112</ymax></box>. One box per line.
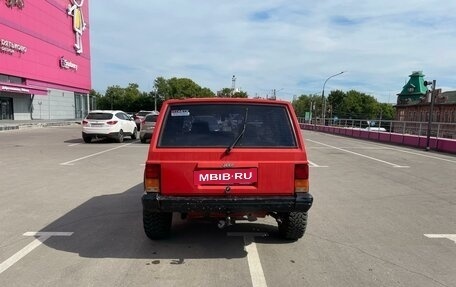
<box><xmin>88</xmin><ymin>1</ymin><xmax>456</xmax><ymax>103</ymax></box>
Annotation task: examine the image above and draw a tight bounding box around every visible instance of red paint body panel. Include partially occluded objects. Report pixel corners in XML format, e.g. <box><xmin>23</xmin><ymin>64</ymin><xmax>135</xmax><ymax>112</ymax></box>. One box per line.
<box><xmin>146</xmin><ymin>98</ymin><xmax>308</xmax><ymax>197</ymax></box>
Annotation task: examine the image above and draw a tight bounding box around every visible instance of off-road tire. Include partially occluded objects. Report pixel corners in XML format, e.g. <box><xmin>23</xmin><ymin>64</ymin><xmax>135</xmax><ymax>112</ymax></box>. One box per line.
<box><xmin>116</xmin><ymin>130</ymin><xmax>124</xmax><ymax>143</ymax></box>
<box><xmin>278</xmin><ymin>212</ymin><xmax>307</xmax><ymax>240</ymax></box>
<box><xmin>83</xmin><ymin>136</ymin><xmax>92</xmax><ymax>143</ymax></box>
<box><xmin>143</xmin><ymin>210</ymin><xmax>172</xmax><ymax>239</ymax></box>
<box><xmin>131</xmin><ymin>128</ymin><xmax>138</xmax><ymax>140</ymax></box>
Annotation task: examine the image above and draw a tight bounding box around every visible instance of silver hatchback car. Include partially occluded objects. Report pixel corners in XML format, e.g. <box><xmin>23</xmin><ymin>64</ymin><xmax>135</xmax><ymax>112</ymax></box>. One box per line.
<box><xmin>140</xmin><ymin>112</ymin><xmax>159</xmax><ymax>143</ymax></box>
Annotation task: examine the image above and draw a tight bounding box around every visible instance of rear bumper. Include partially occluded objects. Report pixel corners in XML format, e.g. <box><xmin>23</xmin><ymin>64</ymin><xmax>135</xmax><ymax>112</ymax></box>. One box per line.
<box><xmin>142</xmin><ymin>192</ymin><xmax>313</xmax><ymax>213</ymax></box>
<box><xmin>139</xmin><ymin>130</ymin><xmax>153</xmax><ymax>139</ymax></box>
<box><xmin>82</xmin><ymin>131</ymin><xmax>119</xmax><ymax>139</ymax></box>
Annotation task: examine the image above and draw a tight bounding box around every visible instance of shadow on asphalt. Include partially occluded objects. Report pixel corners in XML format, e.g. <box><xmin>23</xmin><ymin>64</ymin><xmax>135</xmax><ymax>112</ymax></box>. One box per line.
<box><xmin>38</xmin><ymin>183</ymin><xmax>287</xmax><ymax>260</ymax></box>
<box><xmin>63</xmin><ymin>138</ymin><xmax>139</xmax><ymax>144</ymax></box>
<box><xmin>64</xmin><ymin>138</ymin><xmax>83</xmax><ymax>144</ymax></box>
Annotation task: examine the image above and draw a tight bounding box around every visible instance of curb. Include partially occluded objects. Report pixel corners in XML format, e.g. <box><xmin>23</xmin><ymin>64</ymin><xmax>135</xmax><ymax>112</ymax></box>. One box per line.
<box><xmin>0</xmin><ymin>121</ymin><xmax>80</xmax><ymax>132</ymax></box>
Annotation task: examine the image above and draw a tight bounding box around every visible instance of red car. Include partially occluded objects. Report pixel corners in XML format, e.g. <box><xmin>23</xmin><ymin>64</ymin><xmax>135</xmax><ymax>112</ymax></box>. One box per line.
<box><xmin>142</xmin><ymin>98</ymin><xmax>313</xmax><ymax>240</ymax></box>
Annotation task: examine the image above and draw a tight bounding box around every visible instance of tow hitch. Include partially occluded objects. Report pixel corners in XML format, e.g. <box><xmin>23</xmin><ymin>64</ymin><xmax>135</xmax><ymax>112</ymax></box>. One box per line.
<box><xmin>217</xmin><ymin>217</ymin><xmax>235</xmax><ymax>229</ymax></box>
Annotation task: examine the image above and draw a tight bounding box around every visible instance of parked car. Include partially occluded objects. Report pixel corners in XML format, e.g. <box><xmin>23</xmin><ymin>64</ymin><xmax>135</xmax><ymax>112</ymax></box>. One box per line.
<box><xmin>134</xmin><ymin>110</ymin><xmax>156</xmax><ymax>130</ymax></box>
<box><xmin>82</xmin><ymin>110</ymin><xmax>137</xmax><ymax>143</ymax></box>
<box><xmin>365</xmin><ymin>127</ymin><xmax>387</xmax><ymax>132</ymax></box>
<box><xmin>140</xmin><ymin>112</ymin><xmax>159</xmax><ymax>143</ymax></box>
<box><xmin>142</xmin><ymin>98</ymin><xmax>313</xmax><ymax>240</ymax></box>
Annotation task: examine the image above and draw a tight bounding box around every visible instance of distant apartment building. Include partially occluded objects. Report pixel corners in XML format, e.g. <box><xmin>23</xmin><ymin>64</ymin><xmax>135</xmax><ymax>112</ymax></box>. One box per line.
<box><xmin>0</xmin><ymin>1</ymin><xmax>91</xmax><ymax>121</ymax></box>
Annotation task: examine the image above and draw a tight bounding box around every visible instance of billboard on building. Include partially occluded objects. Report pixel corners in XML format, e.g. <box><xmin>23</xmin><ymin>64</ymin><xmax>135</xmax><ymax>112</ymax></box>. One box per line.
<box><xmin>0</xmin><ymin>0</ymin><xmax>91</xmax><ymax>93</ymax></box>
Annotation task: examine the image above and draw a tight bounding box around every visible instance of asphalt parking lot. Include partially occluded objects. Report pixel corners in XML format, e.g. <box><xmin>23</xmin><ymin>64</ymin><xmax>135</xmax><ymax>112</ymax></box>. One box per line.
<box><xmin>0</xmin><ymin>126</ymin><xmax>455</xmax><ymax>287</ymax></box>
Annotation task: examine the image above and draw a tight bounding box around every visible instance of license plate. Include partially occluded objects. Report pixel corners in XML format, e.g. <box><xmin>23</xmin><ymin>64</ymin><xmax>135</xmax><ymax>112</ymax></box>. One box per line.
<box><xmin>194</xmin><ymin>168</ymin><xmax>257</xmax><ymax>185</ymax></box>
<box><xmin>91</xmin><ymin>123</ymin><xmax>103</xmax><ymax>127</ymax></box>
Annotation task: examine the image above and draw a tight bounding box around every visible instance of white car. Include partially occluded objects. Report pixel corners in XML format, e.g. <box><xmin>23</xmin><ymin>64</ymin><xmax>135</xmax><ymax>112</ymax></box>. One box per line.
<box><xmin>365</xmin><ymin>127</ymin><xmax>387</xmax><ymax>132</ymax></box>
<box><xmin>82</xmin><ymin>110</ymin><xmax>138</xmax><ymax>143</ymax></box>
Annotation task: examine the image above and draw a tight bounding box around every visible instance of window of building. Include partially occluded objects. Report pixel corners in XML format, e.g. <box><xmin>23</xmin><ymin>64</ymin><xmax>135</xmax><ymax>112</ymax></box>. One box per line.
<box><xmin>0</xmin><ymin>74</ymin><xmax>24</xmax><ymax>84</ymax></box>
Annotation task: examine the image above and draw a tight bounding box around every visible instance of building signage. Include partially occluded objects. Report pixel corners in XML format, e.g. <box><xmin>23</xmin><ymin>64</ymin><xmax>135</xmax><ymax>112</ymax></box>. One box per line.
<box><xmin>60</xmin><ymin>57</ymin><xmax>78</xmax><ymax>70</ymax></box>
<box><xmin>6</xmin><ymin>0</ymin><xmax>24</xmax><ymax>9</ymax></box>
<box><xmin>67</xmin><ymin>0</ymin><xmax>87</xmax><ymax>54</ymax></box>
<box><xmin>0</xmin><ymin>39</ymin><xmax>27</xmax><ymax>55</ymax></box>
<box><xmin>1</xmin><ymin>85</ymin><xmax>30</xmax><ymax>93</ymax></box>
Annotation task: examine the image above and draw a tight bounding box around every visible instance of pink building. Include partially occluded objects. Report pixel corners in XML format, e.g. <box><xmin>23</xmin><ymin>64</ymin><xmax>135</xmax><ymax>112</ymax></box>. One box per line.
<box><xmin>0</xmin><ymin>0</ymin><xmax>91</xmax><ymax>120</ymax></box>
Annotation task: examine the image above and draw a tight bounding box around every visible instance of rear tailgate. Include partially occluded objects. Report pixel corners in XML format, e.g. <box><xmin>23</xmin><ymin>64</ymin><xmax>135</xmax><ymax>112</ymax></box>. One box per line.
<box><xmin>155</xmin><ymin>149</ymin><xmax>302</xmax><ymax>196</ymax></box>
<box><xmin>146</xmin><ymin>98</ymin><xmax>308</xmax><ymax>197</ymax></box>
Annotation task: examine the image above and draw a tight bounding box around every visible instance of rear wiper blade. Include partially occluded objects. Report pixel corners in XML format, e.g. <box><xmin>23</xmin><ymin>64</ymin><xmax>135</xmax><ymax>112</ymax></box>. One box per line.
<box><xmin>225</xmin><ymin>108</ymin><xmax>248</xmax><ymax>155</ymax></box>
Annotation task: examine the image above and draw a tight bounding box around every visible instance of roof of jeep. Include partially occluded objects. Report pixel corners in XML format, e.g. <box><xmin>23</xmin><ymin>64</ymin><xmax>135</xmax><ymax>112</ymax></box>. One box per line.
<box><xmin>163</xmin><ymin>97</ymin><xmax>292</xmax><ymax>105</ymax></box>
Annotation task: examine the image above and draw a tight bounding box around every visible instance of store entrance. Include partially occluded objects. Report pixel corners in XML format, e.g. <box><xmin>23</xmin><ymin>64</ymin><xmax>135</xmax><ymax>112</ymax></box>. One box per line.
<box><xmin>0</xmin><ymin>98</ymin><xmax>13</xmax><ymax>120</ymax></box>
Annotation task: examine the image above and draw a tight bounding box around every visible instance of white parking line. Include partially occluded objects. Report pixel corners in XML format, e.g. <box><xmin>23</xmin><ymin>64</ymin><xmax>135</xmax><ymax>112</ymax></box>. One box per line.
<box><xmin>68</xmin><ymin>143</ymin><xmax>80</xmax><ymax>147</ymax></box>
<box><xmin>308</xmin><ymin>132</ymin><xmax>456</xmax><ymax>164</ymax></box>
<box><xmin>424</xmin><ymin>234</ymin><xmax>456</xmax><ymax>244</ymax></box>
<box><xmin>307</xmin><ymin>139</ymin><xmax>409</xmax><ymax>168</ymax></box>
<box><xmin>383</xmin><ymin>148</ymin><xmax>456</xmax><ymax>164</ymax></box>
<box><xmin>0</xmin><ymin>232</ymin><xmax>73</xmax><ymax>274</ymax></box>
<box><xmin>308</xmin><ymin>160</ymin><xmax>328</xmax><ymax>168</ymax></box>
<box><xmin>228</xmin><ymin>232</ymin><xmax>268</xmax><ymax>287</ymax></box>
<box><xmin>60</xmin><ymin>143</ymin><xmax>132</xmax><ymax>165</ymax></box>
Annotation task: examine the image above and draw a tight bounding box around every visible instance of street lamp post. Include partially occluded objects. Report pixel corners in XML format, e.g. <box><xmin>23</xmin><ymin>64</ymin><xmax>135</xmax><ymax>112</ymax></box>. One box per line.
<box><xmin>321</xmin><ymin>71</ymin><xmax>345</xmax><ymax>125</ymax></box>
<box><xmin>425</xmin><ymin>80</ymin><xmax>436</xmax><ymax>151</ymax></box>
<box><xmin>154</xmin><ymin>87</ymin><xmax>158</xmax><ymax>112</ymax></box>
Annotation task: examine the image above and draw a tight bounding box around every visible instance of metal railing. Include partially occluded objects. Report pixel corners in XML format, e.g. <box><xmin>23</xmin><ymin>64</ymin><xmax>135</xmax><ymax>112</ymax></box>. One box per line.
<box><xmin>297</xmin><ymin>117</ymin><xmax>456</xmax><ymax>139</ymax></box>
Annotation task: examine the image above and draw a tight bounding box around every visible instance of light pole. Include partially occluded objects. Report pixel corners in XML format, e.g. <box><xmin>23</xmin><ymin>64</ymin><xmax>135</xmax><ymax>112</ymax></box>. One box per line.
<box><xmin>322</xmin><ymin>71</ymin><xmax>345</xmax><ymax>125</ymax></box>
<box><xmin>154</xmin><ymin>87</ymin><xmax>157</xmax><ymax>112</ymax></box>
<box><xmin>425</xmin><ymin>80</ymin><xmax>436</xmax><ymax>151</ymax></box>
<box><xmin>272</xmin><ymin>88</ymin><xmax>284</xmax><ymax>100</ymax></box>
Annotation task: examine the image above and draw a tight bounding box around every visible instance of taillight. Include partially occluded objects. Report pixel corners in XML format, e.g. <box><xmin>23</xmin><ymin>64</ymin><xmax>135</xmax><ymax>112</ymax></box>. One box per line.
<box><xmin>141</xmin><ymin>119</ymin><xmax>146</xmax><ymax>125</ymax></box>
<box><xmin>106</xmin><ymin>120</ymin><xmax>118</xmax><ymax>125</ymax></box>
<box><xmin>144</xmin><ymin>164</ymin><xmax>160</xmax><ymax>193</ymax></box>
<box><xmin>294</xmin><ymin>164</ymin><xmax>309</xmax><ymax>193</ymax></box>
<box><xmin>82</xmin><ymin>120</ymin><xmax>88</xmax><ymax>125</ymax></box>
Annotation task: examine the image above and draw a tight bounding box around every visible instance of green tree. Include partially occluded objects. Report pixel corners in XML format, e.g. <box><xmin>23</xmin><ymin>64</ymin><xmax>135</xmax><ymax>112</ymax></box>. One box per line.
<box><xmin>325</xmin><ymin>89</ymin><xmax>396</xmax><ymax>120</ymax></box>
<box><xmin>200</xmin><ymin>87</ymin><xmax>216</xmax><ymax>97</ymax></box>
<box><xmin>292</xmin><ymin>94</ymin><xmax>321</xmax><ymax>118</ymax></box>
<box><xmin>102</xmin><ymin>85</ymin><xmax>125</xmax><ymax>110</ymax></box>
<box><xmin>232</xmin><ymin>91</ymin><xmax>248</xmax><ymax>98</ymax></box>
<box><xmin>154</xmin><ymin>76</ymin><xmax>171</xmax><ymax>101</ymax></box>
<box><xmin>154</xmin><ymin>77</ymin><xmax>215</xmax><ymax>99</ymax></box>
<box><xmin>379</xmin><ymin>103</ymin><xmax>395</xmax><ymax>120</ymax></box>
<box><xmin>89</xmin><ymin>89</ymin><xmax>103</xmax><ymax>110</ymax></box>
<box><xmin>327</xmin><ymin>90</ymin><xmax>345</xmax><ymax>118</ymax></box>
<box><xmin>217</xmin><ymin>88</ymin><xmax>233</xmax><ymax>97</ymax></box>
<box><xmin>167</xmin><ymin>78</ymin><xmax>199</xmax><ymax>99</ymax></box>
<box><xmin>217</xmin><ymin>88</ymin><xmax>248</xmax><ymax>98</ymax></box>
<box><xmin>121</xmin><ymin>83</ymin><xmax>142</xmax><ymax>112</ymax></box>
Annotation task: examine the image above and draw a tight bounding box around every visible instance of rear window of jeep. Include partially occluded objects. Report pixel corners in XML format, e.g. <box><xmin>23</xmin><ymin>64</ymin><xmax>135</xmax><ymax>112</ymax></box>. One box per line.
<box><xmin>157</xmin><ymin>104</ymin><xmax>297</xmax><ymax>148</ymax></box>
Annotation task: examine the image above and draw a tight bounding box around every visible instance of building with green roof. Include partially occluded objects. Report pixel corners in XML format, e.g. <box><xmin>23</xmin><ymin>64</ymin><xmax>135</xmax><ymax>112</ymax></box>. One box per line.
<box><xmin>396</xmin><ymin>71</ymin><xmax>456</xmax><ymax>123</ymax></box>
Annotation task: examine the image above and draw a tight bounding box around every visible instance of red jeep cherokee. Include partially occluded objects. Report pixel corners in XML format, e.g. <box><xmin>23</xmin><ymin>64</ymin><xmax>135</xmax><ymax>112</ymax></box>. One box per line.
<box><xmin>142</xmin><ymin>98</ymin><xmax>313</xmax><ymax>240</ymax></box>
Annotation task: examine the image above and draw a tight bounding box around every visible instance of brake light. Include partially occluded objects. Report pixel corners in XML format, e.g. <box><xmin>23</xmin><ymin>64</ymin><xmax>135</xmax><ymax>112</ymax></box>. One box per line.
<box><xmin>144</xmin><ymin>163</ymin><xmax>160</xmax><ymax>193</ymax></box>
<box><xmin>294</xmin><ymin>164</ymin><xmax>309</xmax><ymax>193</ymax></box>
<box><xmin>141</xmin><ymin>119</ymin><xmax>146</xmax><ymax>125</ymax></box>
<box><xmin>82</xmin><ymin>120</ymin><xmax>88</xmax><ymax>125</ymax></box>
<box><xmin>106</xmin><ymin>120</ymin><xmax>118</xmax><ymax>125</ymax></box>
<box><xmin>295</xmin><ymin>164</ymin><xmax>308</xmax><ymax>179</ymax></box>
